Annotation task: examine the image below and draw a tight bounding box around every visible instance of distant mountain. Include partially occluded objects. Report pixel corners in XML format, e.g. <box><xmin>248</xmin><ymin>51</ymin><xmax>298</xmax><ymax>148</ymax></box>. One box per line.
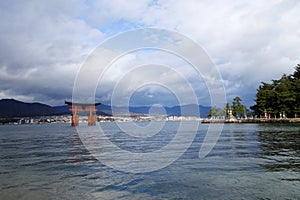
<box><xmin>94</xmin><ymin>104</ymin><xmax>210</xmax><ymax>118</ymax></box>
<box><xmin>0</xmin><ymin>99</ymin><xmax>65</xmax><ymax>117</ymax></box>
<box><xmin>169</xmin><ymin>104</ymin><xmax>211</xmax><ymax>118</ymax></box>
<box><xmin>0</xmin><ymin>99</ymin><xmax>211</xmax><ymax>118</ymax></box>
<box><xmin>129</xmin><ymin>104</ymin><xmax>211</xmax><ymax>118</ymax></box>
<box><xmin>54</xmin><ymin>104</ymin><xmax>113</xmax><ymax>116</ymax></box>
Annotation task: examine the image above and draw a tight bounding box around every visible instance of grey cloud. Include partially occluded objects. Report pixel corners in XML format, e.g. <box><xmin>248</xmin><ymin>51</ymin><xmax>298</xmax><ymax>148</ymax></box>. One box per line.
<box><xmin>1</xmin><ymin>0</ymin><xmax>299</xmax><ymax>108</ymax></box>
<box><xmin>0</xmin><ymin>0</ymin><xmax>104</xmax><ymax>105</ymax></box>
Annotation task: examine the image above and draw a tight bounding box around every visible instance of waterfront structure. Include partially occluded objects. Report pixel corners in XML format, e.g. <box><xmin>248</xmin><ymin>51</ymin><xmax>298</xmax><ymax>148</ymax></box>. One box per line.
<box><xmin>65</xmin><ymin>101</ymin><xmax>100</xmax><ymax>126</ymax></box>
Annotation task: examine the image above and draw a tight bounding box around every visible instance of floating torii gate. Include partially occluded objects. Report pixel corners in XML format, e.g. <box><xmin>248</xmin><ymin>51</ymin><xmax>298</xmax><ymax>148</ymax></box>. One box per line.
<box><xmin>65</xmin><ymin>101</ymin><xmax>101</xmax><ymax>126</ymax></box>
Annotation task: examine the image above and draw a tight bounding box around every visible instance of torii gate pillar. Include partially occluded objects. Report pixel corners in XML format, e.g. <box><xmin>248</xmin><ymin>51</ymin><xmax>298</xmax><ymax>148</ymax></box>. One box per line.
<box><xmin>65</xmin><ymin>101</ymin><xmax>100</xmax><ymax>126</ymax></box>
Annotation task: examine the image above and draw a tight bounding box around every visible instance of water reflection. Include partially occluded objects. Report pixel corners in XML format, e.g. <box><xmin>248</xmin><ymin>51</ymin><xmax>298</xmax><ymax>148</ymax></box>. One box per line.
<box><xmin>1</xmin><ymin>123</ymin><xmax>300</xmax><ymax>199</ymax></box>
<box><xmin>257</xmin><ymin>124</ymin><xmax>300</xmax><ymax>172</ymax></box>
<box><xmin>69</xmin><ymin>131</ymin><xmax>96</xmax><ymax>163</ymax></box>
<box><xmin>213</xmin><ymin>124</ymin><xmax>260</xmax><ymax>158</ymax></box>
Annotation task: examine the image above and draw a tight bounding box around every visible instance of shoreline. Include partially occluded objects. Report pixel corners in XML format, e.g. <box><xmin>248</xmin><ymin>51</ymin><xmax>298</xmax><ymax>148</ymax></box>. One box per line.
<box><xmin>2</xmin><ymin>116</ymin><xmax>300</xmax><ymax>125</ymax></box>
<box><xmin>201</xmin><ymin>118</ymin><xmax>300</xmax><ymax>123</ymax></box>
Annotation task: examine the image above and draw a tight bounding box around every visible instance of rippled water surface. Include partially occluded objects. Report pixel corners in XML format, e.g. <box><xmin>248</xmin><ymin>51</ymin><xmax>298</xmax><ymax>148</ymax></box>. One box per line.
<box><xmin>0</xmin><ymin>122</ymin><xmax>299</xmax><ymax>199</ymax></box>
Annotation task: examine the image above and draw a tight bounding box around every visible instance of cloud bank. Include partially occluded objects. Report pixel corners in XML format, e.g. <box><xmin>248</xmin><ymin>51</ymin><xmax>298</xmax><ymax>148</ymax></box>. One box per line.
<box><xmin>0</xmin><ymin>0</ymin><xmax>299</xmax><ymax>107</ymax></box>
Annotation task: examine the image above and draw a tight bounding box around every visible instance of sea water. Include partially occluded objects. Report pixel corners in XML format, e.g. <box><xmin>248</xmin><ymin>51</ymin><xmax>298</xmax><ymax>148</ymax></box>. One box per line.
<box><xmin>0</xmin><ymin>122</ymin><xmax>299</xmax><ymax>199</ymax></box>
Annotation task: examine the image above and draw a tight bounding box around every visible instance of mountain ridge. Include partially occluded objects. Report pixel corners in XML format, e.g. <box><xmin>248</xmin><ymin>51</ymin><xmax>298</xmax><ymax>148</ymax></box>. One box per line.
<box><xmin>0</xmin><ymin>99</ymin><xmax>65</xmax><ymax>117</ymax></box>
<box><xmin>0</xmin><ymin>99</ymin><xmax>210</xmax><ymax>118</ymax></box>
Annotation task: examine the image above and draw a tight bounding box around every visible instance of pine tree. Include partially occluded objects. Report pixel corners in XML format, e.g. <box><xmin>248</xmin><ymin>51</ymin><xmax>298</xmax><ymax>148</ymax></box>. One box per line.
<box><xmin>252</xmin><ymin>64</ymin><xmax>300</xmax><ymax>118</ymax></box>
<box><xmin>232</xmin><ymin>96</ymin><xmax>246</xmax><ymax>118</ymax></box>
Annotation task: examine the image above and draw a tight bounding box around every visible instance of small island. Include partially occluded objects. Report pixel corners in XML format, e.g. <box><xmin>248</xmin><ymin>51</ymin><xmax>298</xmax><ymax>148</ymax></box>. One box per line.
<box><xmin>205</xmin><ymin>64</ymin><xmax>300</xmax><ymax>123</ymax></box>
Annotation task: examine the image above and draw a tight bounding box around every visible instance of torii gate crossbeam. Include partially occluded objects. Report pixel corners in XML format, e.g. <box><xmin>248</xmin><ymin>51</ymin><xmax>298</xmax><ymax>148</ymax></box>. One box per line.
<box><xmin>65</xmin><ymin>101</ymin><xmax>100</xmax><ymax>126</ymax></box>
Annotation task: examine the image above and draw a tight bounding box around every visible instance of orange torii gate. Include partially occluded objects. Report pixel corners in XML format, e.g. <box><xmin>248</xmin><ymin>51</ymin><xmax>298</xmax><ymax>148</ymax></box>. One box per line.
<box><xmin>65</xmin><ymin>101</ymin><xmax>101</xmax><ymax>126</ymax></box>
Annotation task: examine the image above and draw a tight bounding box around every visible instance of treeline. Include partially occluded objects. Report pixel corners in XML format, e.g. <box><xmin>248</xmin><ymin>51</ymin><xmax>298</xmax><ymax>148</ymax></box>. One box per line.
<box><xmin>208</xmin><ymin>64</ymin><xmax>300</xmax><ymax>119</ymax></box>
<box><xmin>250</xmin><ymin>64</ymin><xmax>300</xmax><ymax>118</ymax></box>
<box><xmin>208</xmin><ymin>96</ymin><xmax>249</xmax><ymax>119</ymax></box>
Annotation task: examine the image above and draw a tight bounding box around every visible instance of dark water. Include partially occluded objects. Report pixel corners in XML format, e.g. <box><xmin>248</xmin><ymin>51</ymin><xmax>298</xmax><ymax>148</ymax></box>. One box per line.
<box><xmin>0</xmin><ymin>122</ymin><xmax>299</xmax><ymax>199</ymax></box>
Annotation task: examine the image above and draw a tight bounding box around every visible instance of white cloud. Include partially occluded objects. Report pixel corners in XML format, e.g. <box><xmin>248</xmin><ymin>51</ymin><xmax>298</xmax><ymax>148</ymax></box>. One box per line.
<box><xmin>0</xmin><ymin>0</ymin><xmax>105</xmax><ymax>105</ymax></box>
<box><xmin>95</xmin><ymin>49</ymin><xmax>210</xmax><ymax>106</ymax></box>
<box><xmin>87</xmin><ymin>0</ymin><xmax>300</xmax><ymax>105</ymax></box>
<box><xmin>1</xmin><ymin>0</ymin><xmax>299</xmax><ymax>107</ymax></box>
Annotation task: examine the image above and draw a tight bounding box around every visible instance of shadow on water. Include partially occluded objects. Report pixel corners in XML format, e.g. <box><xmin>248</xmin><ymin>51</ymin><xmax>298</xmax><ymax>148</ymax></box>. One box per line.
<box><xmin>257</xmin><ymin>124</ymin><xmax>300</xmax><ymax>172</ymax></box>
<box><xmin>68</xmin><ymin>131</ymin><xmax>97</xmax><ymax>164</ymax></box>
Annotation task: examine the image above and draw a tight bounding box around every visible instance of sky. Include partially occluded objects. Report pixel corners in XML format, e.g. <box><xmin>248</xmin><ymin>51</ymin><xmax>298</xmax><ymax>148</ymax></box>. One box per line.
<box><xmin>0</xmin><ymin>0</ymin><xmax>299</xmax><ymax>108</ymax></box>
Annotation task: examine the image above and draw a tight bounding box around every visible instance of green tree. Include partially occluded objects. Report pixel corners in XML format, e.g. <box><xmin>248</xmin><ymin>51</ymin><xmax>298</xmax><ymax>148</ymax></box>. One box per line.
<box><xmin>275</xmin><ymin>74</ymin><xmax>295</xmax><ymax>117</ymax></box>
<box><xmin>292</xmin><ymin>64</ymin><xmax>300</xmax><ymax>117</ymax></box>
<box><xmin>252</xmin><ymin>64</ymin><xmax>300</xmax><ymax>118</ymax></box>
<box><xmin>255</xmin><ymin>82</ymin><xmax>277</xmax><ymax>117</ymax></box>
<box><xmin>222</xmin><ymin>103</ymin><xmax>231</xmax><ymax>118</ymax></box>
<box><xmin>232</xmin><ymin>96</ymin><xmax>246</xmax><ymax>118</ymax></box>
<box><xmin>208</xmin><ymin>107</ymin><xmax>221</xmax><ymax>118</ymax></box>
